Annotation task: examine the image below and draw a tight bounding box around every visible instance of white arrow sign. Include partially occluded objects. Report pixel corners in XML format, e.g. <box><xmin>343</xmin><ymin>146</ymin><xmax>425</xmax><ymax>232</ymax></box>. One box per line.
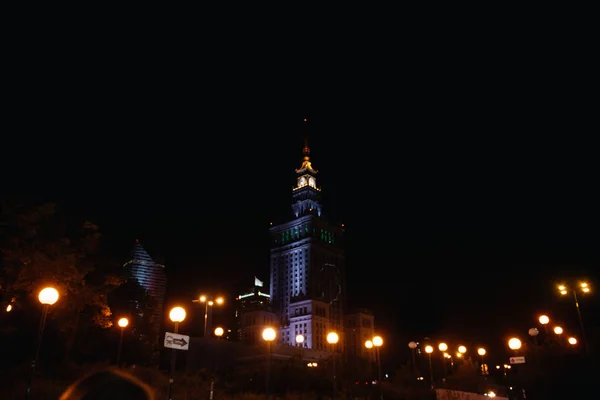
<box><xmin>164</xmin><ymin>332</ymin><xmax>190</xmax><ymax>350</ymax></box>
<box><xmin>509</xmin><ymin>356</ymin><xmax>525</xmax><ymax>364</ymax></box>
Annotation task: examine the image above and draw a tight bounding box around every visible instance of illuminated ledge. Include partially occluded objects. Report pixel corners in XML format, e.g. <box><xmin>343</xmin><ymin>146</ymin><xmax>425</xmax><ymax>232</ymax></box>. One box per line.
<box><xmin>293</xmin><ymin>185</ymin><xmax>321</xmax><ymax>191</ymax></box>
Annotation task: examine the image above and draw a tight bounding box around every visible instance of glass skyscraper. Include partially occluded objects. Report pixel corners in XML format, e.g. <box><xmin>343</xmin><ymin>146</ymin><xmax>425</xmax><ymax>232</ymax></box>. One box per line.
<box><xmin>123</xmin><ymin>240</ymin><xmax>167</xmax><ymax>333</ymax></box>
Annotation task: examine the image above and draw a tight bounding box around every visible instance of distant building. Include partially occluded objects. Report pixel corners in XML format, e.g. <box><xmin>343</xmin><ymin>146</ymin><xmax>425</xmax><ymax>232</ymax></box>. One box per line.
<box><xmin>123</xmin><ymin>240</ymin><xmax>167</xmax><ymax>335</ymax></box>
<box><xmin>236</xmin><ymin>276</ymin><xmax>274</xmax><ymax>343</ymax></box>
<box><xmin>344</xmin><ymin>309</ymin><xmax>376</xmax><ymax>361</ymax></box>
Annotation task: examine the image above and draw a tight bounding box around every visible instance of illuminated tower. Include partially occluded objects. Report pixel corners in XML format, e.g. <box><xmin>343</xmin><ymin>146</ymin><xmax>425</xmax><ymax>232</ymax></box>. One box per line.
<box><xmin>269</xmin><ymin>125</ymin><xmax>345</xmax><ymax>350</ymax></box>
<box><xmin>123</xmin><ymin>240</ymin><xmax>167</xmax><ymax>334</ymax></box>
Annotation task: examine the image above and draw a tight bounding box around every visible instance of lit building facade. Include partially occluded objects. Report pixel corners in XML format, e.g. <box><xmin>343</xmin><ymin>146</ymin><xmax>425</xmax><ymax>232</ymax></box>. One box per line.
<box><xmin>269</xmin><ymin>140</ymin><xmax>346</xmax><ymax>350</ymax></box>
<box><xmin>123</xmin><ymin>240</ymin><xmax>167</xmax><ymax>334</ymax></box>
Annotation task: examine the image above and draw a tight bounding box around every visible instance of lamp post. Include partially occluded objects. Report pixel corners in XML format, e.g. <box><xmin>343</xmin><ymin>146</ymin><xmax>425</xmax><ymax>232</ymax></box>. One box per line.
<box><xmin>425</xmin><ymin>345</ymin><xmax>434</xmax><ymax>390</ymax></box>
<box><xmin>26</xmin><ymin>287</ymin><xmax>59</xmax><ymax>399</ymax></box>
<box><xmin>168</xmin><ymin>306</ymin><xmax>186</xmax><ymax>400</ymax></box>
<box><xmin>193</xmin><ymin>295</ymin><xmax>224</xmax><ymax>337</ymax></box>
<box><xmin>215</xmin><ymin>326</ymin><xmax>224</xmax><ymax>338</ymax></box>
<box><xmin>116</xmin><ymin>317</ymin><xmax>129</xmax><ymax>366</ymax></box>
<box><xmin>408</xmin><ymin>341</ymin><xmax>417</xmax><ymax>373</ymax></box>
<box><xmin>558</xmin><ymin>282</ymin><xmax>590</xmax><ymax>351</ymax></box>
<box><xmin>508</xmin><ymin>338</ymin><xmax>521</xmax><ymax>353</ymax></box>
<box><xmin>210</xmin><ymin>327</ymin><xmax>224</xmax><ymax>400</ymax></box>
<box><xmin>477</xmin><ymin>347</ymin><xmax>486</xmax><ymax>366</ymax></box>
<box><xmin>528</xmin><ymin>327</ymin><xmax>539</xmax><ymax>346</ymax></box>
<box><xmin>296</xmin><ymin>334</ymin><xmax>305</xmax><ymax>362</ymax></box>
<box><xmin>327</xmin><ymin>331</ymin><xmax>339</xmax><ymax>399</ymax></box>
<box><xmin>438</xmin><ymin>343</ymin><xmax>448</xmax><ymax>378</ymax></box>
<box><xmin>262</xmin><ymin>327</ymin><xmax>276</xmax><ymax>400</ymax></box>
<box><xmin>568</xmin><ymin>337</ymin><xmax>577</xmax><ymax>345</ymax></box>
<box><xmin>553</xmin><ymin>326</ymin><xmax>563</xmax><ymax>336</ymax></box>
<box><xmin>538</xmin><ymin>315</ymin><xmax>550</xmax><ymax>335</ymax></box>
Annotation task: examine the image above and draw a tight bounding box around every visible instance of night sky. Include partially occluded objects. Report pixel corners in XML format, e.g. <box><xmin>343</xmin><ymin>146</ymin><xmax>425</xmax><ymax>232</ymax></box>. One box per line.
<box><xmin>4</xmin><ymin>26</ymin><xmax>598</xmax><ymax>362</ymax></box>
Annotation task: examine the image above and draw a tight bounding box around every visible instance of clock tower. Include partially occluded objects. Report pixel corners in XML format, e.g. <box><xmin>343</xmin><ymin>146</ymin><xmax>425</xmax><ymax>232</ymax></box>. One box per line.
<box><xmin>269</xmin><ymin>133</ymin><xmax>346</xmax><ymax>350</ymax></box>
<box><xmin>292</xmin><ymin>140</ymin><xmax>322</xmax><ymax>218</ymax></box>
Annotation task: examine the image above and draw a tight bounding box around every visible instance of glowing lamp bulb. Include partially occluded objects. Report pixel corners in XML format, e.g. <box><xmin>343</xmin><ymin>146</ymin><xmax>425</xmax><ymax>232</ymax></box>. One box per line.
<box><xmin>38</xmin><ymin>287</ymin><xmax>59</xmax><ymax>305</ymax></box>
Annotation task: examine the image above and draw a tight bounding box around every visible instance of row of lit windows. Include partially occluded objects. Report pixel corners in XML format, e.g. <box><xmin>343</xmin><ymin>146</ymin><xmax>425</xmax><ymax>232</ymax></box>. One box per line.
<box><xmin>277</xmin><ymin>227</ymin><xmax>336</xmax><ymax>245</ymax></box>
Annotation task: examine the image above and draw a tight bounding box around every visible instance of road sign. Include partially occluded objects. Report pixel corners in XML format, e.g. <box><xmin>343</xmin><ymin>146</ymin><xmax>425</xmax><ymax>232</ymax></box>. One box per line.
<box><xmin>164</xmin><ymin>332</ymin><xmax>190</xmax><ymax>350</ymax></box>
<box><xmin>509</xmin><ymin>356</ymin><xmax>525</xmax><ymax>364</ymax></box>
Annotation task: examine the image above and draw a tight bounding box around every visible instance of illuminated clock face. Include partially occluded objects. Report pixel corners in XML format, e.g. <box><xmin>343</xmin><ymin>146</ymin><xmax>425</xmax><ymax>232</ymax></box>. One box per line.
<box><xmin>299</xmin><ymin>177</ymin><xmax>307</xmax><ymax>186</ymax></box>
<box><xmin>308</xmin><ymin>177</ymin><xmax>315</xmax><ymax>187</ymax></box>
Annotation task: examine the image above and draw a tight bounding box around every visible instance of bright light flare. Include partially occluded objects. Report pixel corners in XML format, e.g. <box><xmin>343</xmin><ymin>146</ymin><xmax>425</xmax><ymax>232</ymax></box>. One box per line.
<box><xmin>262</xmin><ymin>327</ymin><xmax>276</xmax><ymax>342</ymax></box>
<box><xmin>169</xmin><ymin>307</ymin><xmax>186</xmax><ymax>323</ymax></box>
<box><xmin>38</xmin><ymin>287</ymin><xmax>59</xmax><ymax>305</ymax></box>
<box><xmin>508</xmin><ymin>338</ymin><xmax>522</xmax><ymax>350</ymax></box>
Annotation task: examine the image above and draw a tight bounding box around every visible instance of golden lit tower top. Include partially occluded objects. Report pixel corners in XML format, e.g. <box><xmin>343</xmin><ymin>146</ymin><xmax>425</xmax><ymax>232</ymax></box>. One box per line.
<box><xmin>295</xmin><ymin>118</ymin><xmax>318</xmax><ymax>175</ymax></box>
<box><xmin>292</xmin><ymin>118</ymin><xmax>322</xmax><ymax>218</ymax></box>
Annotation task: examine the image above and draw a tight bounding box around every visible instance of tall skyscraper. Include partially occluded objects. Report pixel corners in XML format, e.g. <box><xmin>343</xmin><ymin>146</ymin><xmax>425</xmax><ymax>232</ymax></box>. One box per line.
<box><xmin>269</xmin><ymin>138</ymin><xmax>346</xmax><ymax>350</ymax></box>
<box><xmin>123</xmin><ymin>240</ymin><xmax>167</xmax><ymax>334</ymax></box>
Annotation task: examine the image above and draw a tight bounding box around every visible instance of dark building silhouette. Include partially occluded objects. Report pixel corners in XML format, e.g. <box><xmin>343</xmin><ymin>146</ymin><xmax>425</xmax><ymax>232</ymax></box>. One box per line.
<box><xmin>235</xmin><ymin>276</ymin><xmax>271</xmax><ymax>342</ymax></box>
<box><xmin>123</xmin><ymin>240</ymin><xmax>167</xmax><ymax>335</ymax></box>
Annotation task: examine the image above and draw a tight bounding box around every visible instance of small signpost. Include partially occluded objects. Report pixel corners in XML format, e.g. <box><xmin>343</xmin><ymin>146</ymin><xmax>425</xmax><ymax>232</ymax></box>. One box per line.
<box><xmin>164</xmin><ymin>332</ymin><xmax>190</xmax><ymax>351</ymax></box>
<box><xmin>509</xmin><ymin>356</ymin><xmax>525</xmax><ymax>364</ymax></box>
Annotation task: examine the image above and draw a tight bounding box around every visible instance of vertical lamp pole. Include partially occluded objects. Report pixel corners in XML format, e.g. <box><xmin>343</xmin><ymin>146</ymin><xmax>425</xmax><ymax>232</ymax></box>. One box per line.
<box><xmin>295</xmin><ymin>334</ymin><xmax>305</xmax><ymax>362</ymax></box>
<box><xmin>26</xmin><ymin>287</ymin><xmax>59</xmax><ymax>399</ymax></box>
<box><xmin>262</xmin><ymin>327</ymin><xmax>276</xmax><ymax>400</ymax></box>
<box><xmin>438</xmin><ymin>343</ymin><xmax>448</xmax><ymax>379</ymax></box>
<box><xmin>425</xmin><ymin>345</ymin><xmax>434</xmax><ymax>390</ymax></box>
<box><xmin>326</xmin><ymin>332</ymin><xmax>339</xmax><ymax>400</ymax></box>
<box><xmin>116</xmin><ymin>318</ymin><xmax>129</xmax><ymax>366</ymax></box>
<box><xmin>194</xmin><ymin>295</ymin><xmax>224</xmax><ymax>337</ymax></box>
<box><xmin>559</xmin><ymin>283</ymin><xmax>590</xmax><ymax>352</ymax></box>
<box><xmin>408</xmin><ymin>342</ymin><xmax>418</xmax><ymax>373</ymax></box>
<box><xmin>167</xmin><ymin>306</ymin><xmax>186</xmax><ymax>400</ymax></box>
<box><xmin>209</xmin><ymin>327</ymin><xmax>225</xmax><ymax>400</ymax></box>
<box><xmin>373</xmin><ymin>336</ymin><xmax>384</xmax><ymax>400</ymax></box>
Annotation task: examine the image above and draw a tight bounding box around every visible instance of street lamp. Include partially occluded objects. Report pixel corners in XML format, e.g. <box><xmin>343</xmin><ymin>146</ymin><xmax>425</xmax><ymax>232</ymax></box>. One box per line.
<box><xmin>538</xmin><ymin>314</ymin><xmax>550</xmax><ymax>336</ymax></box>
<box><xmin>26</xmin><ymin>287</ymin><xmax>59</xmax><ymax>399</ymax></box>
<box><xmin>214</xmin><ymin>326</ymin><xmax>224</xmax><ymax>338</ymax></box>
<box><xmin>327</xmin><ymin>332</ymin><xmax>339</xmax><ymax>399</ymax></box>
<box><xmin>193</xmin><ymin>295</ymin><xmax>225</xmax><ymax>337</ymax></box>
<box><xmin>116</xmin><ymin>317</ymin><xmax>129</xmax><ymax>366</ymax></box>
<box><xmin>508</xmin><ymin>338</ymin><xmax>522</xmax><ymax>351</ymax></box>
<box><xmin>528</xmin><ymin>327</ymin><xmax>539</xmax><ymax>346</ymax></box>
<box><xmin>262</xmin><ymin>327</ymin><xmax>276</xmax><ymax>400</ymax></box>
<box><xmin>558</xmin><ymin>282</ymin><xmax>590</xmax><ymax>351</ymax></box>
<box><xmin>553</xmin><ymin>326</ymin><xmax>563</xmax><ymax>335</ymax></box>
<box><xmin>425</xmin><ymin>345</ymin><xmax>434</xmax><ymax>389</ymax></box>
<box><xmin>372</xmin><ymin>335</ymin><xmax>384</xmax><ymax>399</ymax></box>
<box><xmin>458</xmin><ymin>345</ymin><xmax>467</xmax><ymax>355</ymax></box>
<box><xmin>168</xmin><ymin>306</ymin><xmax>186</xmax><ymax>400</ymax></box>
<box><xmin>568</xmin><ymin>337</ymin><xmax>577</xmax><ymax>345</ymax></box>
<box><xmin>295</xmin><ymin>334</ymin><xmax>305</xmax><ymax>364</ymax></box>
<box><xmin>477</xmin><ymin>347</ymin><xmax>486</xmax><ymax>365</ymax></box>
<box><xmin>408</xmin><ymin>341</ymin><xmax>417</xmax><ymax>372</ymax></box>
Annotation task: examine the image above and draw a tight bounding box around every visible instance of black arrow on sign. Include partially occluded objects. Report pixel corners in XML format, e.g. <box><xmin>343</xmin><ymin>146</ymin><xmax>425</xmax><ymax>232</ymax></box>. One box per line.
<box><xmin>173</xmin><ymin>338</ymin><xmax>187</xmax><ymax>347</ymax></box>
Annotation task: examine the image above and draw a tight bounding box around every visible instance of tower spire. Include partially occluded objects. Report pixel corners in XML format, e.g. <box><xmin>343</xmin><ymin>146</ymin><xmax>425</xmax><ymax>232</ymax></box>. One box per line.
<box><xmin>302</xmin><ymin>117</ymin><xmax>310</xmax><ymax>156</ymax></box>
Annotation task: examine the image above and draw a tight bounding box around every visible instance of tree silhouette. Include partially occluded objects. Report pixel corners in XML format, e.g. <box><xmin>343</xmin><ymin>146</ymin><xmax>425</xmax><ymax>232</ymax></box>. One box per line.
<box><xmin>0</xmin><ymin>198</ymin><xmax>122</xmax><ymax>361</ymax></box>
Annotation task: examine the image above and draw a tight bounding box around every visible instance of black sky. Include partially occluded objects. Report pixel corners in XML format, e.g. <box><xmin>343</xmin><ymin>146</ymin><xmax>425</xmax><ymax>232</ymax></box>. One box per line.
<box><xmin>3</xmin><ymin>20</ymin><xmax>598</xmax><ymax>360</ymax></box>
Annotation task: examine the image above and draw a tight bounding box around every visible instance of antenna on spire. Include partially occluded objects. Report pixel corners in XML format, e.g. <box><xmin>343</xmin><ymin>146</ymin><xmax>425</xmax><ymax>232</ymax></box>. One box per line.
<box><xmin>302</xmin><ymin>117</ymin><xmax>310</xmax><ymax>155</ymax></box>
